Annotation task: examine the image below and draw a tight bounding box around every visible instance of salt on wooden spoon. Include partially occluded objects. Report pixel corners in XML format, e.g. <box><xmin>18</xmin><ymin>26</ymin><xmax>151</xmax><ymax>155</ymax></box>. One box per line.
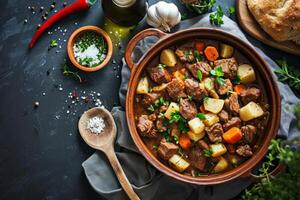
<box><xmin>78</xmin><ymin>107</ymin><xmax>140</xmax><ymax>200</ymax></box>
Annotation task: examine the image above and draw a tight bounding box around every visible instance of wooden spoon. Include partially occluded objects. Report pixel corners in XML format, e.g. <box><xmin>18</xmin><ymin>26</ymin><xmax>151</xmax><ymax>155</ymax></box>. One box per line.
<box><xmin>78</xmin><ymin>107</ymin><xmax>140</xmax><ymax>200</ymax></box>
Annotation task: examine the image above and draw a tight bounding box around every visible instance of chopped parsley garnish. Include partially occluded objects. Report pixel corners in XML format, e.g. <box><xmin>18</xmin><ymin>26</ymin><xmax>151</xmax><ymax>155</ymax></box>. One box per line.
<box><xmin>203</xmin><ymin>149</ymin><xmax>213</xmax><ymax>157</ymax></box>
<box><xmin>170</xmin><ymin>111</ymin><xmax>188</xmax><ymax>133</ymax></box>
<box><xmin>228</xmin><ymin>6</ymin><xmax>235</xmax><ymax>15</ymax></box>
<box><xmin>204</xmin><ymin>96</ymin><xmax>209</xmax><ymax>104</ymax></box>
<box><xmin>157</xmin><ymin>63</ymin><xmax>167</xmax><ymax>69</ymax></box>
<box><xmin>147</xmin><ymin>105</ymin><xmax>155</xmax><ymax>112</ymax></box>
<box><xmin>154</xmin><ymin>97</ymin><xmax>166</xmax><ymax>107</ymax></box>
<box><xmin>50</xmin><ymin>39</ymin><xmax>58</xmax><ymax>48</ymax></box>
<box><xmin>197</xmin><ymin>113</ymin><xmax>206</xmax><ymax>120</ymax></box>
<box><xmin>232</xmin><ymin>75</ymin><xmax>241</xmax><ymax>84</ymax></box>
<box><xmin>173</xmin><ymin>135</ymin><xmax>179</xmax><ymax>144</ymax></box>
<box><xmin>152</xmin><ymin>144</ymin><xmax>158</xmax><ymax>150</ymax></box>
<box><xmin>210</xmin><ymin>66</ymin><xmax>225</xmax><ymax>85</ymax></box>
<box><xmin>163</xmin><ymin>129</ymin><xmax>171</xmax><ymax>142</ymax></box>
<box><xmin>197</xmin><ymin>69</ymin><xmax>203</xmax><ymax>81</ymax></box>
<box><xmin>209</xmin><ymin>6</ymin><xmax>224</xmax><ymax>26</ymax></box>
<box><xmin>194</xmin><ymin>51</ymin><xmax>203</xmax><ymax>62</ymax></box>
<box><xmin>187</xmin><ymin>95</ymin><xmax>193</xmax><ymax>101</ymax></box>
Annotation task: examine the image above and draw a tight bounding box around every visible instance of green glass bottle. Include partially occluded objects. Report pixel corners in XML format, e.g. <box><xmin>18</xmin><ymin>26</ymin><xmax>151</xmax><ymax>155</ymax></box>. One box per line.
<box><xmin>102</xmin><ymin>0</ymin><xmax>147</xmax><ymax>27</ymax></box>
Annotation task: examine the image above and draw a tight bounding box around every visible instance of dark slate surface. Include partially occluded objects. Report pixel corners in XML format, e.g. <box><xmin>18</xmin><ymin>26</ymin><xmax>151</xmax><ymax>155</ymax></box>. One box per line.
<box><xmin>0</xmin><ymin>0</ymin><xmax>298</xmax><ymax>200</ymax></box>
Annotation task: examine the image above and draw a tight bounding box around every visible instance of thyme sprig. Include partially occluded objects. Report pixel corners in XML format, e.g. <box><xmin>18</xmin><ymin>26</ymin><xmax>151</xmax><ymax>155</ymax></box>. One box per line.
<box><xmin>274</xmin><ymin>58</ymin><xmax>300</xmax><ymax>92</ymax></box>
<box><xmin>62</xmin><ymin>64</ymin><xmax>83</xmax><ymax>83</ymax></box>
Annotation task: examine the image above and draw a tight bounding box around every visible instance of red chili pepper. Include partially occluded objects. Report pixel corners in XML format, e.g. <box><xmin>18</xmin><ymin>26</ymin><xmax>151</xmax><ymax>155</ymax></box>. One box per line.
<box><xmin>29</xmin><ymin>0</ymin><xmax>91</xmax><ymax>48</ymax></box>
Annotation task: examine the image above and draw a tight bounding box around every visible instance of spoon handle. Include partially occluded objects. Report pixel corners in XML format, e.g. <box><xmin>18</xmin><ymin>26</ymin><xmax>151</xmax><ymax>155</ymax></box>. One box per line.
<box><xmin>105</xmin><ymin>148</ymin><xmax>140</xmax><ymax>200</ymax></box>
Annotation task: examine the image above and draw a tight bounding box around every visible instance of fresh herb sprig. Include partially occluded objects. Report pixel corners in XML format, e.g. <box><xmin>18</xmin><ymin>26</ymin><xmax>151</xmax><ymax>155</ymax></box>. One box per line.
<box><xmin>228</xmin><ymin>6</ymin><xmax>235</xmax><ymax>15</ymax></box>
<box><xmin>62</xmin><ymin>65</ymin><xmax>83</xmax><ymax>83</ymax></box>
<box><xmin>170</xmin><ymin>111</ymin><xmax>188</xmax><ymax>133</ymax></box>
<box><xmin>242</xmin><ymin>139</ymin><xmax>296</xmax><ymax>200</ymax></box>
<box><xmin>209</xmin><ymin>6</ymin><xmax>224</xmax><ymax>26</ymax></box>
<box><xmin>49</xmin><ymin>39</ymin><xmax>58</xmax><ymax>49</ymax></box>
<box><xmin>210</xmin><ymin>66</ymin><xmax>225</xmax><ymax>85</ymax></box>
<box><xmin>203</xmin><ymin>149</ymin><xmax>213</xmax><ymax>157</ymax></box>
<box><xmin>181</xmin><ymin>0</ymin><xmax>216</xmax><ymax>15</ymax></box>
<box><xmin>274</xmin><ymin>58</ymin><xmax>300</xmax><ymax>93</ymax></box>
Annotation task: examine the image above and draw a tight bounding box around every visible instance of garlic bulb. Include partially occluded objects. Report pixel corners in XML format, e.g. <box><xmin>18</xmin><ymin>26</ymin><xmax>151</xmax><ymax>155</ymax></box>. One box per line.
<box><xmin>146</xmin><ymin>1</ymin><xmax>181</xmax><ymax>32</ymax></box>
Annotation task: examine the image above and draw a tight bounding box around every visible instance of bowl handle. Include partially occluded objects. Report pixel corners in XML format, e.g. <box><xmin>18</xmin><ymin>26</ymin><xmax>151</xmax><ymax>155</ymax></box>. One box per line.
<box><xmin>241</xmin><ymin>162</ymin><xmax>286</xmax><ymax>182</ymax></box>
<box><xmin>125</xmin><ymin>28</ymin><xmax>167</xmax><ymax>70</ymax></box>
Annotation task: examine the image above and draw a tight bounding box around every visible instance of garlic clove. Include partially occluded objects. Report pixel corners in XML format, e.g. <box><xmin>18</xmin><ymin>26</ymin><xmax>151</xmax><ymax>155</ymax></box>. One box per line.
<box><xmin>147</xmin><ymin>4</ymin><xmax>161</xmax><ymax>25</ymax></box>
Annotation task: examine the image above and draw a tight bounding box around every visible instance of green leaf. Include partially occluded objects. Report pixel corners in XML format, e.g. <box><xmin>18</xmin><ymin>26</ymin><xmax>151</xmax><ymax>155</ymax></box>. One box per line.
<box><xmin>203</xmin><ymin>149</ymin><xmax>213</xmax><ymax>157</ymax></box>
<box><xmin>216</xmin><ymin>77</ymin><xmax>225</xmax><ymax>85</ymax></box>
<box><xmin>197</xmin><ymin>70</ymin><xmax>203</xmax><ymax>81</ymax></box>
<box><xmin>147</xmin><ymin>105</ymin><xmax>155</xmax><ymax>112</ymax></box>
<box><xmin>194</xmin><ymin>51</ymin><xmax>203</xmax><ymax>62</ymax></box>
<box><xmin>232</xmin><ymin>75</ymin><xmax>241</xmax><ymax>84</ymax></box>
<box><xmin>197</xmin><ymin>113</ymin><xmax>206</xmax><ymax>120</ymax></box>
<box><xmin>209</xmin><ymin>6</ymin><xmax>224</xmax><ymax>26</ymax></box>
<box><xmin>228</xmin><ymin>6</ymin><xmax>235</xmax><ymax>15</ymax></box>
<box><xmin>50</xmin><ymin>39</ymin><xmax>58</xmax><ymax>48</ymax></box>
<box><xmin>152</xmin><ymin>144</ymin><xmax>158</xmax><ymax>150</ymax></box>
<box><xmin>157</xmin><ymin>64</ymin><xmax>166</xmax><ymax>69</ymax></box>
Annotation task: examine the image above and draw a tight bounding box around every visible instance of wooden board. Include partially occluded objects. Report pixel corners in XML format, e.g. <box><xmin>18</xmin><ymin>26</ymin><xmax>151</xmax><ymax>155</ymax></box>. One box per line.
<box><xmin>236</xmin><ymin>0</ymin><xmax>300</xmax><ymax>56</ymax></box>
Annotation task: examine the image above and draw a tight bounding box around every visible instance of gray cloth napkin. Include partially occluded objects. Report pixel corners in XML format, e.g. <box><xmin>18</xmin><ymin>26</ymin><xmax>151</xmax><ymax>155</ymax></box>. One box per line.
<box><xmin>82</xmin><ymin>14</ymin><xmax>300</xmax><ymax>200</ymax></box>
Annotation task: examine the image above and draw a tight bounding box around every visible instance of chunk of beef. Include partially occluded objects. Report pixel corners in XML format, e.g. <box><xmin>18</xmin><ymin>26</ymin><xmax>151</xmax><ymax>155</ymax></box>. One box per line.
<box><xmin>175</xmin><ymin>43</ymin><xmax>195</xmax><ymax>63</ymax></box>
<box><xmin>236</xmin><ymin>145</ymin><xmax>253</xmax><ymax>157</ymax></box>
<box><xmin>198</xmin><ymin>140</ymin><xmax>209</xmax><ymax>150</ymax></box>
<box><xmin>148</xmin><ymin>66</ymin><xmax>171</xmax><ymax>84</ymax></box>
<box><xmin>184</xmin><ymin>78</ymin><xmax>208</xmax><ymax>102</ymax></box>
<box><xmin>179</xmin><ymin>98</ymin><xmax>197</xmax><ymax>120</ymax></box>
<box><xmin>156</xmin><ymin>116</ymin><xmax>167</xmax><ymax>132</ymax></box>
<box><xmin>240</xmin><ymin>87</ymin><xmax>261</xmax><ymax>104</ymax></box>
<box><xmin>218</xmin><ymin>110</ymin><xmax>229</xmax><ymax>123</ymax></box>
<box><xmin>215</xmin><ymin>79</ymin><xmax>233</xmax><ymax>95</ymax></box>
<box><xmin>148</xmin><ymin>113</ymin><xmax>157</xmax><ymax>121</ymax></box>
<box><xmin>241</xmin><ymin>125</ymin><xmax>257</xmax><ymax>144</ymax></box>
<box><xmin>205</xmin><ymin>123</ymin><xmax>223</xmax><ymax>143</ymax></box>
<box><xmin>213</xmin><ymin>58</ymin><xmax>238</xmax><ymax>79</ymax></box>
<box><xmin>142</xmin><ymin>93</ymin><xmax>162</xmax><ymax>106</ymax></box>
<box><xmin>225</xmin><ymin>93</ymin><xmax>240</xmax><ymax>115</ymax></box>
<box><xmin>158</xmin><ymin>138</ymin><xmax>179</xmax><ymax>160</ymax></box>
<box><xmin>186</xmin><ymin>62</ymin><xmax>212</xmax><ymax>78</ymax></box>
<box><xmin>188</xmin><ymin>147</ymin><xmax>207</xmax><ymax>171</ymax></box>
<box><xmin>166</xmin><ymin>79</ymin><xmax>186</xmax><ymax>100</ymax></box>
<box><xmin>137</xmin><ymin>115</ymin><xmax>157</xmax><ymax>138</ymax></box>
<box><xmin>222</xmin><ymin>117</ymin><xmax>241</xmax><ymax>132</ymax></box>
<box><xmin>226</xmin><ymin>144</ymin><xmax>236</xmax><ymax>154</ymax></box>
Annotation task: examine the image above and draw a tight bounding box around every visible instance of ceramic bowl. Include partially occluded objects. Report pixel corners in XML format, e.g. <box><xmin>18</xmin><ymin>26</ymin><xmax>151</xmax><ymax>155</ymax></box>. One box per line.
<box><xmin>67</xmin><ymin>26</ymin><xmax>113</xmax><ymax>72</ymax></box>
<box><xmin>125</xmin><ymin>28</ymin><xmax>281</xmax><ymax>185</ymax></box>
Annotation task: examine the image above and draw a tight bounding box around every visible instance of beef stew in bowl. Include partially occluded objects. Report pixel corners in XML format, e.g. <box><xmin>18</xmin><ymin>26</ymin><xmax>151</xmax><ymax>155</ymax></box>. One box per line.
<box><xmin>134</xmin><ymin>40</ymin><xmax>270</xmax><ymax>176</ymax></box>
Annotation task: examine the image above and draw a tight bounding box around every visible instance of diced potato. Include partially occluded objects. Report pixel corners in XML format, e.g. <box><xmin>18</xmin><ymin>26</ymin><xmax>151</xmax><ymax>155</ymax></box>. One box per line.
<box><xmin>136</xmin><ymin>77</ymin><xmax>149</xmax><ymax>94</ymax></box>
<box><xmin>239</xmin><ymin>101</ymin><xmax>264</xmax><ymax>121</ymax></box>
<box><xmin>238</xmin><ymin>64</ymin><xmax>256</xmax><ymax>84</ymax></box>
<box><xmin>188</xmin><ymin>118</ymin><xmax>205</xmax><ymax>134</ymax></box>
<box><xmin>152</xmin><ymin>83</ymin><xmax>167</xmax><ymax>92</ymax></box>
<box><xmin>220</xmin><ymin>43</ymin><xmax>234</xmax><ymax>58</ymax></box>
<box><xmin>203</xmin><ymin>113</ymin><xmax>220</xmax><ymax>126</ymax></box>
<box><xmin>160</xmin><ymin>49</ymin><xmax>177</xmax><ymax>67</ymax></box>
<box><xmin>210</xmin><ymin>143</ymin><xmax>227</xmax><ymax>157</ymax></box>
<box><xmin>203</xmin><ymin>77</ymin><xmax>214</xmax><ymax>91</ymax></box>
<box><xmin>173</xmin><ymin>71</ymin><xmax>185</xmax><ymax>81</ymax></box>
<box><xmin>164</xmin><ymin>102</ymin><xmax>179</xmax><ymax>120</ymax></box>
<box><xmin>187</xmin><ymin>130</ymin><xmax>205</xmax><ymax>141</ymax></box>
<box><xmin>204</xmin><ymin>98</ymin><xmax>224</xmax><ymax>114</ymax></box>
<box><xmin>208</xmin><ymin>89</ymin><xmax>219</xmax><ymax>99</ymax></box>
<box><xmin>169</xmin><ymin>154</ymin><xmax>190</xmax><ymax>172</ymax></box>
<box><xmin>213</xmin><ymin>156</ymin><xmax>229</xmax><ymax>173</ymax></box>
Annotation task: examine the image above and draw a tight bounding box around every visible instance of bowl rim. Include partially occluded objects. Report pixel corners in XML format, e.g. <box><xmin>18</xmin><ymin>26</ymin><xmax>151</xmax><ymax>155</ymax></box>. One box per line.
<box><xmin>67</xmin><ymin>25</ymin><xmax>113</xmax><ymax>72</ymax></box>
<box><xmin>125</xmin><ymin>28</ymin><xmax>281</xmax><ymax>185</ymax></box>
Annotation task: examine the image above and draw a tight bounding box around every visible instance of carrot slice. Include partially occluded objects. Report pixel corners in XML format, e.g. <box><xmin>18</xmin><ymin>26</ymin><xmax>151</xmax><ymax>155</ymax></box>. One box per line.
<box><xmin>179</xmin><ymin>134</ymin><xmax>191</xmax><ymax>150</ymax></box>
<box><xmin>223</xmin><ymin>127</ymin><xmax>243</xmax><ymax>144</ymax></box>
<box><xmin>195</xmin><ymin>42</ymin><xmax>205</xmax><ymax>52</ymax></box>
<box><xmin>234</xmin><ymin>84</ymin><xmax>247</xmax><ymax>95</ymax></box>
<box><xmin>204</xmin><ymin>46</ymin><xmax>219</xmax><ymax>61</ymax></box>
